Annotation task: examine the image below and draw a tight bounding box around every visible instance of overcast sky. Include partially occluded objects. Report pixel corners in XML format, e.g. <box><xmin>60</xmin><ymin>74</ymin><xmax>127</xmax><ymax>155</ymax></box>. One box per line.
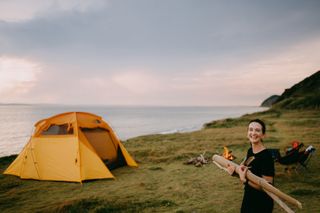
<box><xmin>0</xmin><ymin>0</ymin><xmax>319</xmax><ymax>106</ymax></box>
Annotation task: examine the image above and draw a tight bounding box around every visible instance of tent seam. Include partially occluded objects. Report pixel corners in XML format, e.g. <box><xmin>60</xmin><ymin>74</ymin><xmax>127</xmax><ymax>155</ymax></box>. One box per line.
<box><xmin>74</xmin><ymin>112</ymin><xmax>82</xmax><ymax>183</ymax></box>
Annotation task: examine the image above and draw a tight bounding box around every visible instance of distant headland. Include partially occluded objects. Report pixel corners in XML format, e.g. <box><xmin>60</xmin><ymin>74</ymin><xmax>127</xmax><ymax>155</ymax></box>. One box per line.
<box><xmin>261</xmin><ymin>70</ymin><xmax>320</xmax><ymax>109</ymax></box>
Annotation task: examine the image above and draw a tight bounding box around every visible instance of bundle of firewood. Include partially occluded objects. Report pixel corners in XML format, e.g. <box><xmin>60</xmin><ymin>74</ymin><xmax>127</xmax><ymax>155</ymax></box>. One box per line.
<box><xmin>184</xmin><ymin>153</ymin><xmax>208</xmax><ymax>167</ymax></box>
<box><xmin>212</xmin><ymin>154</ymin><xmax>302</xmax><ymax>213</ymax></box>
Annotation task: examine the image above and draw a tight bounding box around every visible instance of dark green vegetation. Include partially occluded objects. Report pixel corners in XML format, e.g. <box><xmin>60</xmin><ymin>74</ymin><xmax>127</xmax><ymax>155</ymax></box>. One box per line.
<box><xmin>261</xmin><ymin>70</ymin><xmax>320</xmax><ymax>109</ymax></box>
<box><xmin>1</xmin><ymin>71</ymin><xmax>320</xmax><ymax>212</ymax></box>
<box><xmin>261</xmin><ymin>95</ymin><xmax>280</xmax><ymax>107</ymax></box>
<box><xmin>1</xmin><ymin>109</ymin><xmax>319</xmax><ymax>212</ymax></box>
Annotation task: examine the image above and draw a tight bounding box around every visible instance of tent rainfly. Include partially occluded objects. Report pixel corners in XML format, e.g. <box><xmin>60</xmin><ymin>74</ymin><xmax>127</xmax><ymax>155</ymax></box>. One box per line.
<box><xmin>4</xmin><ymin>112</ymin><xmax>138</xmax><ymax>182</ymax></box>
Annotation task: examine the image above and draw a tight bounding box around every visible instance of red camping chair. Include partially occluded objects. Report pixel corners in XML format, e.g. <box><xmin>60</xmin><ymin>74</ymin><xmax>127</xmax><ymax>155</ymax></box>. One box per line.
<box><xmin>285</xmin><ymin>140</ymin><xmax>303</xmax><ymax>155</ymax></box>
<box><xmin>268</xmin><ymin>143</ymin><xmax>316</xmax><ymax>173</ymax></box>
<box><xmin>295</xmin><ymin>145</ymin><xmax>316</xmax><ymax>171</ymax></box>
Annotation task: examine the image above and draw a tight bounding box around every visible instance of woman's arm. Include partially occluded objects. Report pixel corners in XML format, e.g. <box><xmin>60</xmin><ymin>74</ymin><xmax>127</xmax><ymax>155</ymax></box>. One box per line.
<box><xmin>247</xmin><ymin>175</ymin><xmax>273</xmax><ymax>190</ymax></box>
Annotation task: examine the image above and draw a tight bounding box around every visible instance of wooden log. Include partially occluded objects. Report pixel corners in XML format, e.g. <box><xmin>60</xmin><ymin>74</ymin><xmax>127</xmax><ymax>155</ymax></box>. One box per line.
<box><xmin>212</xmin><ymin>154</ymin><xmax>302</xmax><ymax>209</ymax></box>
<box><xmin>211</xmin><ymin>161</ymin><xmax>295</xmax><ymax>213</ymax></box>
<box><xmin>264</xmin><ymin>190</ymin><xmax>294</xmax><ymax>213</ymax></box>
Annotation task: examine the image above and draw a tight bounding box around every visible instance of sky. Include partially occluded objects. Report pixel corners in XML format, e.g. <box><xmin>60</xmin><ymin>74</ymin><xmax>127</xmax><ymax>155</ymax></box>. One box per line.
<box><xmin>0</xmin><ymin>0</ymin><xmax>319</xmax><ymax>106</ymax></box>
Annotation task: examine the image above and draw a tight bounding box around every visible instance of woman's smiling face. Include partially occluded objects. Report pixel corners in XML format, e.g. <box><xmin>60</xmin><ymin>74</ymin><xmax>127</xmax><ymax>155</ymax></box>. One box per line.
<box><xmin>247</xmin><ymin>122</ymin><xmax>265</xmax><ymax>144</ymax></box>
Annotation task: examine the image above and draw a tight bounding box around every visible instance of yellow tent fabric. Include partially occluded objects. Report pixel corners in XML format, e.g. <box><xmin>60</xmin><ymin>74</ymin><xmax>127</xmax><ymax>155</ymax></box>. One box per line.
<box><xmin>4</xmin><ymin>112</ymin><xmax>138</xmax><ymax>182</ymax></box>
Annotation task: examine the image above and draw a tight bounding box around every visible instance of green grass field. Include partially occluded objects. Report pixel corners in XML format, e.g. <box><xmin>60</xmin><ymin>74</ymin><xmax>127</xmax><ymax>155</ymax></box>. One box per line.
<box><xmin>0</xmin><ymin>109</ymin><xmax>319</xmax><ymax>212</ymax></box>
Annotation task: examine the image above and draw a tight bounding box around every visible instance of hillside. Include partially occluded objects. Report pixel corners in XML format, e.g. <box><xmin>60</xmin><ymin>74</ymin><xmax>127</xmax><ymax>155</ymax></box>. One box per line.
<box><xmin>271</xmin><ymin>70</ymin><xmax>320</xmax><ymax>109</ymax></box>
<box><xmin>1</xmin><ymin>72</ymin><xmax>320</xmax><ymax>212</ymax></box>
<box><xmin>1</xmin><ymin>109</ymin><xmax>320</xmax><ymax>213</ymax></box>
<box><xmin>260</xmin><ymin>95</ymin><xmax>280</xmax><ymax>107</ymax></box>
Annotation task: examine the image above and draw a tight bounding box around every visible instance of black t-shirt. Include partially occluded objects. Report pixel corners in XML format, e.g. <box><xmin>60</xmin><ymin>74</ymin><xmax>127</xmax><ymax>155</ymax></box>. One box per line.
<box><xmin>241</xmin><ymin>148</ymin><xmax>275</xmax><ymax>213</ymax></box>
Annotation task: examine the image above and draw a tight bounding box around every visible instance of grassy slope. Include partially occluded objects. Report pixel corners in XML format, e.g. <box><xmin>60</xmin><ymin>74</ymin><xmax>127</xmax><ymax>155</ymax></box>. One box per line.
<box><xmin>0</xmin><ymin>109</ymin><xmax>319</xmax><ymax>213</ymax></box>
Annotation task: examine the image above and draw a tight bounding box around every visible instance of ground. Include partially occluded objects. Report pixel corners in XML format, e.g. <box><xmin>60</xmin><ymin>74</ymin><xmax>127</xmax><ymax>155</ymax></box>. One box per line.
<box><xmin>0</xmin><ymin>109</ymin><xmax>319</xmax><ymax>212</ymax></box>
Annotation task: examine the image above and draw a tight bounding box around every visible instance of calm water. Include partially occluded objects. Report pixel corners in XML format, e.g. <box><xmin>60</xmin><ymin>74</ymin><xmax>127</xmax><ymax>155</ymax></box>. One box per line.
<box><xmin>0</xmin><ymin>104</ymin><xmax>267</xmax><ymax>157</ymax></box>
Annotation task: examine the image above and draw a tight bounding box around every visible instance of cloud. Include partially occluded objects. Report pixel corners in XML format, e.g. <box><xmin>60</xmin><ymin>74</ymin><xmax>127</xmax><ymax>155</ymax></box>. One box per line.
<box><xmin>230</xmin><ymin>37</ymin><xmax>320</xmax><ymax>94</ymax></box>
<box><xmin>0</xmin><ymin>0</ymin><xmax>107</xmax><ymax>22</ymax></box>
<box><xmin>112</xmin><ymin>70</ymin><xmax>161</xmax><ymax>95</ymax></box>
<box><xmin>164</xmin><ymin>37</ymin><xmax>320</xmax><ymax>105</ymax></box>
<box><xmin>0</xmin><ymin>56</ymin><xmax>41</xmax><ymax>101</ymax></box>
<box><xmin>0</xmin><ymin>1</ymin><xmax>319</xmax><ymax>106</ymax></box>
<box><xmin>20</xmin><ymin>69</ymin><xmax>163</xmax><ymax>105</ymax></box>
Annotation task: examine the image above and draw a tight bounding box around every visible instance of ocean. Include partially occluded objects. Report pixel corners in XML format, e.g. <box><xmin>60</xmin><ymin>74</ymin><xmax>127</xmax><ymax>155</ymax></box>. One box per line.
<box><xmin>0</xmin><ymin>104</ymin><xmax>267</xmax><ymax>157</ymax></box>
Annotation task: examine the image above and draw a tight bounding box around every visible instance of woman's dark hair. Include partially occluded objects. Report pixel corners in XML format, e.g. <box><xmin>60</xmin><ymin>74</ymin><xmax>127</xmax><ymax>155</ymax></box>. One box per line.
<box><xmin>248</xmin><ymin>119</ymin><xmax>266</xmax><ymax>134</ymax></box>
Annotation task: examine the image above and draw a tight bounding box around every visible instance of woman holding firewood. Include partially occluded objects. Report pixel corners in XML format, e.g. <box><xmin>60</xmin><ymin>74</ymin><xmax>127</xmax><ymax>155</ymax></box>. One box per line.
<box><xmin>228</xmin><ymin>119</ymin><xmax>275</xmax><ymax>213</ymax></box>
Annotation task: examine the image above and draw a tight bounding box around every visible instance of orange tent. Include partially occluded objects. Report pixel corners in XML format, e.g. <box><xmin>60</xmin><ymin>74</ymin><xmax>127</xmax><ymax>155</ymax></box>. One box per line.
<box><xmin>4</xmin><ymin>112</ymin><xmax>137</xmax><ymax>182</ymax></box>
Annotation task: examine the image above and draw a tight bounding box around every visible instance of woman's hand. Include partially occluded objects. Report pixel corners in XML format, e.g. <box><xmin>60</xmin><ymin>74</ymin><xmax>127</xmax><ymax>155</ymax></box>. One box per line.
<box><xmin>238</xmin><ymin>165</ymin><xmax>248</xmax><ymax>183</ymax></box>
<box><xmin>226</xmin><ymin>164</ymin><xmax>236</xmax><ymax>176</ymax></box>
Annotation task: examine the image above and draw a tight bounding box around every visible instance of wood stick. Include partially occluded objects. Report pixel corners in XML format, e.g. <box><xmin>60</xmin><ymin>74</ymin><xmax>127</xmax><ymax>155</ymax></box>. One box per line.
<box><xmin>213</xmin><ymin>156</ymin><xmax>293</xmax><ymax>212</ymax></box>
<box><xmin>212</xmin><ymin>154</ymin><xmax>302</xmax><ymax>209</ymax></box>
<box><xmin>264</xmin><ymin>190</ymin><xmax>295</xmax><ymax>213</ymax></box>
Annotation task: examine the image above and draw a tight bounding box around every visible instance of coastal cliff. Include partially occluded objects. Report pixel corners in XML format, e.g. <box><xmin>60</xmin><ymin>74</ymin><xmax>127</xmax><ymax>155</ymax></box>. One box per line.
<box><xmin>260</xmin><ymin>95</ymin><xmax>280</xmax><ymax>107</ymax></box>
<box><xmin>261</xmin><ymin>70</ymin><xmax>320</xmax><ymax>109</ymax></box>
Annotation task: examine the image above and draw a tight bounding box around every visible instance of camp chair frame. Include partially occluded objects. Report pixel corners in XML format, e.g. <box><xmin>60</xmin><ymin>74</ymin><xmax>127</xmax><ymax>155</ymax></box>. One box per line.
<box><xmin>295</xmin><ymin>148</ymin><xmax>316</xmax><ymax>173</ymax></box>
<box><xmin>268</xmin><ymin>146</ymin><xmax>316</xmax><ymax>173</ymax></box>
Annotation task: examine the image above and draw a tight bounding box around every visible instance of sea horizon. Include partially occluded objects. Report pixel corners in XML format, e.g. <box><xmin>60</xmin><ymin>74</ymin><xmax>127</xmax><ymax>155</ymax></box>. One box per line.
<box><xmin>0</xmin><ymin>102</ymin><xmax>263</xmax><ymax>107</ymax></box>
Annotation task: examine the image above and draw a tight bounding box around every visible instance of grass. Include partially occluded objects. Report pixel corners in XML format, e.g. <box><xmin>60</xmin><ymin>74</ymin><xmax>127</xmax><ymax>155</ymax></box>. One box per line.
<box><xmin>0</xmin><ymin>109</ymin><xmax>320</xmax><ymax>212</ymax></box>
